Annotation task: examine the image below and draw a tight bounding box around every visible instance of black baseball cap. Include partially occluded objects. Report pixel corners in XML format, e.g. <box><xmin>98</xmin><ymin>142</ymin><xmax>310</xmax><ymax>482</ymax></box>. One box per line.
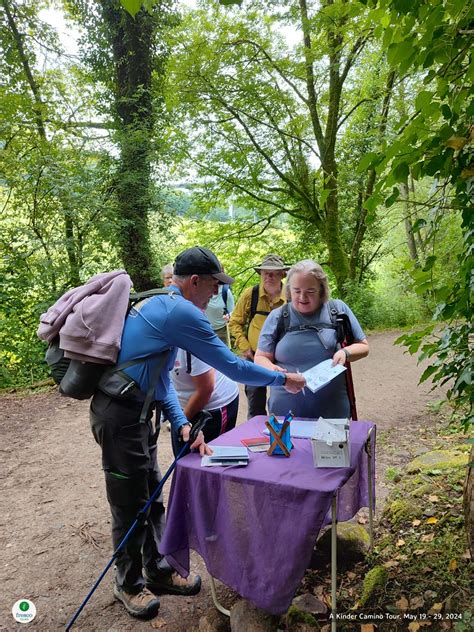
<box><xmin>173</xmin><ymin>247</ymin><xmax>234</xmax><ymax>284</ymax></box>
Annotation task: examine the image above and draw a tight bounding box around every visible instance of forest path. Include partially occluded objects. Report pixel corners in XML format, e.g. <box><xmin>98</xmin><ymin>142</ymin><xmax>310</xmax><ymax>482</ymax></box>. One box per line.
<box><xmin>0</xmin><ymin>330</ymin><xmax>443</xmax><ymax>631</ymax></box>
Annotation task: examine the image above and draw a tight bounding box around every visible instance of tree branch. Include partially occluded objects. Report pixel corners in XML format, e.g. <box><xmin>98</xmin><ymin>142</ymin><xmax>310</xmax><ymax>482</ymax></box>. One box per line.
<box><xmin>225</xmin><ymin>38</ymin><xmax>309</xmax><ymax>105</ymax></box>
<box><xmin>2</xmin><ymin>0</ymin><xmax>47</xmax><ymax>140</ymax></box>
<box><xmin>298</xmin><ymin>0</ymin><xmax>325</xmax><ymax>150</ymax></box>
<box><xmin>337</xmin><ymin>97</ymin><xmax>372</xmax><ymax>131</ymax></box>
<box><xmin>340</xmin><ymin>31</ymin><xmax>372</xmax><ymax>85</ymax></box>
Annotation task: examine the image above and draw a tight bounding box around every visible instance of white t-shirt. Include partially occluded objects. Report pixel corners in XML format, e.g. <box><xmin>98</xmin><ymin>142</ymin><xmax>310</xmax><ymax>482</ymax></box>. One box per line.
<box><xmin>172</xmin><ymin>349</ymin><xmax>239</xmax><ymax>411</ymax></box>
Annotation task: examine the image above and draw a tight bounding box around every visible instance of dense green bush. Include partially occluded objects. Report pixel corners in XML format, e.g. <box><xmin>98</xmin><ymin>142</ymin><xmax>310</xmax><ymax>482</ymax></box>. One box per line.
<box><xmin>343</xmin><ymin>278</ymin><xmax>428</xmax><ymax>331</ymax></box>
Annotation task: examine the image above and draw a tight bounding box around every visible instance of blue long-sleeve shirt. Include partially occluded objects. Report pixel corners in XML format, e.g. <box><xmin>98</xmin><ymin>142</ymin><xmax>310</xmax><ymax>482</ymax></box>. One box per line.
<box><xmin>118</xmin><ymin>286</ymin><xmax>285</xmax><ymax>431</ymax></box>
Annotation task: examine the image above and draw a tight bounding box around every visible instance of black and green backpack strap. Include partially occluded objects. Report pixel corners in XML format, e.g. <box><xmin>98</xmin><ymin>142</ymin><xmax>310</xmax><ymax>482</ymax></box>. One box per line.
<box><xmin>138</xmin><ymin>349</ymin><xmax>171</xmax><ymax>424</ymax></box>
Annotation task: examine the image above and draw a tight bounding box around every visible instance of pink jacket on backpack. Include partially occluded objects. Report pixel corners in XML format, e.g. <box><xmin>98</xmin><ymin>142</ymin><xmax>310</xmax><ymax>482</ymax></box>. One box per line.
<box><xmin>37</xmin><ymin>270</ymin><xmax>132</xmax><ymax>364</ymax></box>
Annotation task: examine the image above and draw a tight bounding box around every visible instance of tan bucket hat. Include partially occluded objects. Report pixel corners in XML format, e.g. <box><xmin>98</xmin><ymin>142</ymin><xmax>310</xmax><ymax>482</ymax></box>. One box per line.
<box><xmin>254</xmin><ymin>254</ymin><xmax>290</xmax><ymax>273</ymax></box>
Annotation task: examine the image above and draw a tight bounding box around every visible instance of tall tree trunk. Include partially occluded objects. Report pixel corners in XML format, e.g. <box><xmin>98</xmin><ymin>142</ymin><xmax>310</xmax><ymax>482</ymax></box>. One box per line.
<box><xmin>324</xmin><ymin>173</ymin><xmax>350</xmax><ymax>294</ymax></box>
<box><xmin>299</xmin><ymin>0</ymin><xmax>349</xmax><ymax>294</ymax></box>
<box><xmin>101</xmin><ymin>0</ymin><xmax>158</xmax><ymax>291</ymax></box>
<box><xmin>400</xmin><ymin>182</ymin><xmax>419</xmax><ymax>264</ymax></box>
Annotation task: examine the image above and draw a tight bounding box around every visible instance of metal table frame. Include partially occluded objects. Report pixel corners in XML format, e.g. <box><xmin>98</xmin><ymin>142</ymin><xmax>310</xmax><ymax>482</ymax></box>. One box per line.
<box><xmin>207</xmin><ymin>426</ymin><xmax>375</xmax><ymax>630</ymax></box>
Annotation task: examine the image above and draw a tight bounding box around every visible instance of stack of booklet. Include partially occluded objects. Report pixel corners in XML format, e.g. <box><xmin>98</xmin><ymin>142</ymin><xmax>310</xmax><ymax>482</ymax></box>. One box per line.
<box><xmin>201</xmin><ymin>445</ymin><xmax>249</xmax><ymax>467</ymax></box>
<box><xmin>241</xmin><ymin>436</ymin><xmax>270</xmax><ymax>453</ymax></box>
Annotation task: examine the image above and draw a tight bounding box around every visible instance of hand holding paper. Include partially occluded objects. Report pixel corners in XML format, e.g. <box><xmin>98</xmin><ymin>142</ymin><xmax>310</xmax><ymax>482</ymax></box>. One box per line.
<box><xmin>283</xmin><ymin>372</ymin><xmax>306</xmax><ymax>393</ymax></box>
<box><xmin>301</xmin><ymin>358</ymin><xmax>346</xmax><ymax>393</ymax></box>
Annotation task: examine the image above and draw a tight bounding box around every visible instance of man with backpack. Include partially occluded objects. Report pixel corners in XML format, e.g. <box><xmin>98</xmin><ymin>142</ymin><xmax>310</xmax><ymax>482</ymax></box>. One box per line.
<box><xmin>228</xmin><ymin>253</ymin><xmax>289</xmax><ymax>418</ymax></box>
<box><xmin>89</xmin><ymin>246</ymin><xmax>305</xmax><ymax>620</ymax></box>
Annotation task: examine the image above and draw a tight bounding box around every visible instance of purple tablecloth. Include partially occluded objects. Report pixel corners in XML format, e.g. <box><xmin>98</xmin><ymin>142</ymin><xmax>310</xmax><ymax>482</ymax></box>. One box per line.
<box><xmin>160</xmin><ymin>417</ymin><xmax>375</xmax><ymax>614</ymax></box>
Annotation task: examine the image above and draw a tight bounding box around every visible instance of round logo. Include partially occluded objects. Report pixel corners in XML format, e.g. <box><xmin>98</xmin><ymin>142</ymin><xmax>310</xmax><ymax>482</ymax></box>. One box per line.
<box><xmin>12</xmin><ymin>599</ymin><xmax>36</xmax><ymax>623</ymax></box>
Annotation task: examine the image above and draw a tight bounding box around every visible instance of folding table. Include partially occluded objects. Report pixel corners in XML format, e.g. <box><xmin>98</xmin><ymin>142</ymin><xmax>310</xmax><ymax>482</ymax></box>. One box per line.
<box><xmin>161</xmin><ymin>417</ymin><xmax>375</xmax><ymax>630</ymax></box>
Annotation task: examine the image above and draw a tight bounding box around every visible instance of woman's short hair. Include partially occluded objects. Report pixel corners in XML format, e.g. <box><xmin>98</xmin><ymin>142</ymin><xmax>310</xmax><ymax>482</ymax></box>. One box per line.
<box><xmin>285</xmin><ymin>259</ymin><xmax>330</xmax><ymax>303</ymax></box>
<box><xmin>161</xmin><ymin>263</ymin><xmax>173</xmax><ymax>279</ymax></box>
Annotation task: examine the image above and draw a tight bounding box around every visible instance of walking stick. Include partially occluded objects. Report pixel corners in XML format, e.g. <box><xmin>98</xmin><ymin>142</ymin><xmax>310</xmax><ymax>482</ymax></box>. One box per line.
<box><xmin>344</xmin><ymin>361</ymin><xmax>358</xmax><ymax>421</ymax></box>
<box><xmin>335</xmin><ymin>312</ymin><xmax>358</xmax><ymax>421</ymax></box>
<box><xmin>65</xmin><ymin>418</ymin><xmax>207</xmax><ymax>631</ymax></box>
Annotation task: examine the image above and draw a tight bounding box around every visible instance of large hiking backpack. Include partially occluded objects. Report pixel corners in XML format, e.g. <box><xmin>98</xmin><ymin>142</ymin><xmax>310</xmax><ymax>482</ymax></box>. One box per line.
<box><xmin>43</xmin><ymin>287</ymin><xmax>173</xmax><ymax>412</ymax></box>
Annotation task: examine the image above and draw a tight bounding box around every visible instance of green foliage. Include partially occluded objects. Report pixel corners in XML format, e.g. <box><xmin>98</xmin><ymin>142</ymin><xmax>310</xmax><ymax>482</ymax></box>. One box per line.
<box><xmin>363</xmin><ymin>0</ymin><xmax>474</xmax><ymax>430</ymax></box>
<box><xmin>120</xmin><ymin>0</ymin><xmax>242</xmax><ymax>18</ymax></box>
<box><xmin>343</xmin><ymin>277</ymin><xmax>426</xmax><ymax>330</ymax></box>
<box><xmin>360</xmin><ymin>566</ymin><xmax>388</xmax><ymax>606</ymax></box>
<box><xmin>164</xmin><ymin>1</ymin><xmax>398</xmax><ymax>292</ymax></box>
<box><xmin>396</xmin><ymin>321</ymin><xmax>473</xmax><ymax>432</ymax></box>
<box><xmin>0</xmin><ymin>274</ymin><xmax>51</xmax><ymax>387</ymax></box>
<box><xmin>0</xmin><ymin>0</ymin><xmax>470</xmax><ymax>390</ymax></box>
<box><xmin>157</xmin><ymin>215</ymin><xmax>307</xmax><ymax>298</ymax></box>
<box><xmin>371</xmin><ymin>446</ymin><xmax>472</xmax><ymax>617</ymax></box>
<box><xmin>120</xmin><ymin>0</ymin><xmax>142</xmax><ymax>17</ymax></box>
<box><xmin>0</xmin><ymin>0</ymin><xmax>127</xmax><ymax>386</ymax></box>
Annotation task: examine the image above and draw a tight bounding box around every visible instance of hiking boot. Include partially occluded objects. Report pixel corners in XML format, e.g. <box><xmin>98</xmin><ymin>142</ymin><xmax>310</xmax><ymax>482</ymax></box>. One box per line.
<box><xmin>144</xmin><ymin>570</ymin><xmax>202</xmax><ymax>596</ymax></box>
<box><xmin>113</xmin><ymin>584</ymin><xmax>160</xmax><ymax>619</ymax></box>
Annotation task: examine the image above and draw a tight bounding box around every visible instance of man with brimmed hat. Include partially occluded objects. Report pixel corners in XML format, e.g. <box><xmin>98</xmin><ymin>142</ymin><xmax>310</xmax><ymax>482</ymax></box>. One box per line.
<box><xmin>229</xmin><ymin>253</ymin><xmax>289</xmax><ymax>418</ymax></box>
<box><xmin>90</xmin><ymin>246</ymin><xmax>305</xmax><ymax>621</ymax></box>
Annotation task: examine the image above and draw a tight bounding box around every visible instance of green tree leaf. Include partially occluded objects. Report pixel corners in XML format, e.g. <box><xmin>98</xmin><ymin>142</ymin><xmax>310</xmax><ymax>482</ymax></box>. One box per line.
<box><xmin>120</xmin><ymin>0</ymin><xmax>142</xmax><ymax>17</ymax></box>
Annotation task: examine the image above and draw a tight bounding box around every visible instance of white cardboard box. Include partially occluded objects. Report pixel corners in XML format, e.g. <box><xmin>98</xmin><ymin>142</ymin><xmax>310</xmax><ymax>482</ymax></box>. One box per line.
<box><xmin>311</xmin><ymin>418</ymin><xmax>350</xmax><ymax>468</ymax></box>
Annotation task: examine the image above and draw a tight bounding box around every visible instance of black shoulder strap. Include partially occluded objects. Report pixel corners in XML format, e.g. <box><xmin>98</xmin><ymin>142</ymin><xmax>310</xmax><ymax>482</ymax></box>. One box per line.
<box><xmin>138</xmin><ymin>349</ymin><xmax>171</xmax><ymax>423</ymax></box>
<box><xmin>129</xmin><ymin>287</ymin><xmax>174</xmax><ymax>310</ymax></box>
<box><xmin>328</xmin><ymin>299</ymin><xmax>355</xmax><ymax>346</ymax></box>
<box><xmin>100</xmin><ymin>348</ymin><xmax>171</xmax><ymax>424</ymax></box>
<box><xmin>249</xmin><ymin>283</ymin><xmax>270</xmax><ymax>325</ymax></box>
<box><xmin>222</xmin><ymin>284</ymin><xmax>229</xmax><ymax>315</ymax></box>
<box><xmin>112</xmin><ymin>287</ymin><xmax>175</xmax><ymax>423</ymax></box>
<box><xmin>186</xmin><ymin>351</ymin><xmax>192</xmax><ymax>373</ymax></box>
<box><xmin>249</xmin><ymin>284</ymin><xmax>260</xmax><ymax>323</ymax></box>
<box><xmin>327</xmin><ymin>299</ymin><xmax>338</xmax><ymax>325</ymax></box>
<box><xmin>274</xmin><ymin>301</ymin><xmax>344</xmax><ymax>344</ymax></box>
<box><xmin>275</xmin><ymin>304</ymin><xmax>291</xmax><ymax>343</ymax></box>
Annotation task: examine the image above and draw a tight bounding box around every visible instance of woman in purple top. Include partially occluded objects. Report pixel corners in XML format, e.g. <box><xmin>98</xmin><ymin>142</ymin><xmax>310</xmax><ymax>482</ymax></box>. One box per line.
<box><xmin>255</xmin><ymin>259</ymin><xmax>369</xmax><ymax>419</ymax></box>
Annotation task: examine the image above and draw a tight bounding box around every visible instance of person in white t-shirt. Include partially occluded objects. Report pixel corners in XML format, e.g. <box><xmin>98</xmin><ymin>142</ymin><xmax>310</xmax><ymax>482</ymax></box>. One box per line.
<box><xmin>170</xmin><ymin>348</ymin><xmax>239</xmax><ymax>455</ymax></box>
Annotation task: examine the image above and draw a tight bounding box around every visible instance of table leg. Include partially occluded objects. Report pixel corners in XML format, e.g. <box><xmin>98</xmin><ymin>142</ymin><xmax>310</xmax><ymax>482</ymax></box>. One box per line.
<box><xmin>208</xmin><ymin>573</ymin><xmax>231</xmax><ymax>617</ymax></box>
<box><xmin>365</xmin><ymin>428</ymin><xmax>374</xmax><ymax>550</ymax></box>
<box><xmin>331</xmin><ymin>494</ymin><xmax>337</xmax><ymax>632</ymax></box>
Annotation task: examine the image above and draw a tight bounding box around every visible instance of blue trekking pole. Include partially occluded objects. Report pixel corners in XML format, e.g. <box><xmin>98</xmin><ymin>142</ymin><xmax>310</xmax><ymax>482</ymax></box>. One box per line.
<box><xmin>65</xmin><ymin>418</ymin><xmax>207</xmax><ymax>631</ymax></box>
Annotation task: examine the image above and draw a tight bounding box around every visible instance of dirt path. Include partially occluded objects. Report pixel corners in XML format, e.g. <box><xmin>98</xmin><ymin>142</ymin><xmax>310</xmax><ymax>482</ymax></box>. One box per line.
<box><xmin>0</xmin><ymin>331</ymin><xmax>443</xmax><ymax>631</ymax></box>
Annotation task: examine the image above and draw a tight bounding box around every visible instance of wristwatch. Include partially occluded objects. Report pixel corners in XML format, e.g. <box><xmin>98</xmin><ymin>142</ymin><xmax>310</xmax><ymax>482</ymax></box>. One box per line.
<box><xmin>343</xmin><ymin>348</ymin><xmax>352</xmax><ymax>360</ymax></box>
<box><xmin>282</xmin><ymin>374</ymin><xmax>287</xmax><ymax>385</ymax></box>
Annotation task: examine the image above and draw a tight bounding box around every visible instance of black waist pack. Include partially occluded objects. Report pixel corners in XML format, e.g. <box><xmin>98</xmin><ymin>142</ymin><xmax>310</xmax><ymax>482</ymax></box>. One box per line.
<box><xmin>97</xmin><ymin>369</ymin><xmax>142</xmax><ymax>400</ymax></box>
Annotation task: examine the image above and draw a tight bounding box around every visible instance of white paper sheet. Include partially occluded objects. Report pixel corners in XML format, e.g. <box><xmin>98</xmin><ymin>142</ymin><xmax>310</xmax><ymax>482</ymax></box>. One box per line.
<box><xmin>263</xmin><ymin>420</ymin><xmax>319</xmax><ymax>439</ymax></box>
<box><xmin>301</xmin><ymin>358</ymin><xmax>346</xmax><ymax>393</ymax></box>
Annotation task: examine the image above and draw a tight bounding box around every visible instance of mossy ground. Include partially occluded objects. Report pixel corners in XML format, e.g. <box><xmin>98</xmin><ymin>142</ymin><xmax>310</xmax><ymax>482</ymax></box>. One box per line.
<box><xmin>284</xmin><ymin>413</ymin><xmax>472</xmax><ymax>632</ymax></box>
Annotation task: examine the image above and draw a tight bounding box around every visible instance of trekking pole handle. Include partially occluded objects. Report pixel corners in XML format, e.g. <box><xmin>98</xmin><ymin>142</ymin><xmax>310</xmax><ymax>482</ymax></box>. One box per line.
<box><xmin>189</xmin><ymin>415</ymin><xmax>207</xmax><ymax>444</ymax></box>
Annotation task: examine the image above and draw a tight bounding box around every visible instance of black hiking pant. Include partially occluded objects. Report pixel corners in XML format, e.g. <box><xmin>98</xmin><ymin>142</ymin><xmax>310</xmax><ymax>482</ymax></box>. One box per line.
<box><xmin>90</xmin><ymin>391</ymin><xmax>173</xmax><ymax>594</ymax></box>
